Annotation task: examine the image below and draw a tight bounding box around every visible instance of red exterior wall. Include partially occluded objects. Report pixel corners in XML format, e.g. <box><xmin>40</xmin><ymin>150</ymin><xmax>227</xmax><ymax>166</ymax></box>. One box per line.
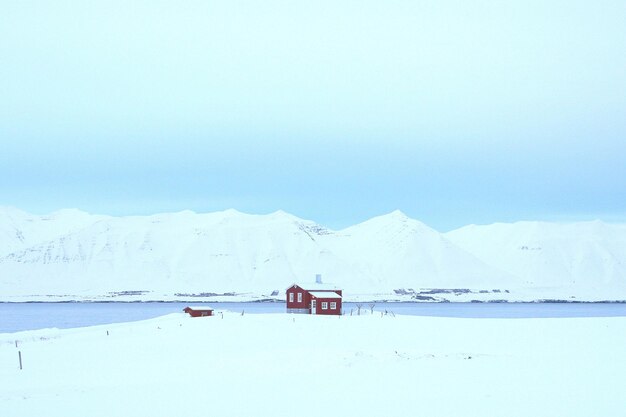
<box><xmin>310</xmin><ymin>295</ymin><xmax>342</xmax><ymax>315</ymax></box>
<box><xmin>286</xmin><ymin>285</ymin><xmax>312</xmax><ymax>310</ymax></box>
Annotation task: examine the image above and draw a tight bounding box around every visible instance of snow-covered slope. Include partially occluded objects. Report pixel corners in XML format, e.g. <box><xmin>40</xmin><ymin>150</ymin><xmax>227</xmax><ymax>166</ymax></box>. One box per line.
<box><xmin>0</xmin><ymin>207</ymin><xmax>624</xmax><ymax>301</ymax></box>
<box><xmin>445</xmin><ymin>221</ymin><xmax>626</xmax><ymax>300</ymax></box>
<box><xmin>2</xmin><ymin>312</ymin><xmax>625</xmax><ymax>417</ymax></box>
<box><xmin>0</xmin><ymin>207</ymin><xmax>105</xmax><ymax>257</ymax></box>
<box><xmin>320</xmin><ymin>210</ymin><xmax>513</xmax><ymax>290</ymax></box>
<box><xmin>0</xmin><ymin>209</ymin><xmax>345</xmax><ymax>296</ymax></box>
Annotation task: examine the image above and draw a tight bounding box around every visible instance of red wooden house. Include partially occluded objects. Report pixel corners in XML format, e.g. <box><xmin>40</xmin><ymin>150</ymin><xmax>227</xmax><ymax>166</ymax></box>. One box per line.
<box><xmin>286</xmin><ymin>276</ymin><xmax>342</xmax><ymax>315</ymax></box>
<box><xmin>183</xmin><ymin>306</ymin><xmax>214</xmax><ymax>317</ymax></box>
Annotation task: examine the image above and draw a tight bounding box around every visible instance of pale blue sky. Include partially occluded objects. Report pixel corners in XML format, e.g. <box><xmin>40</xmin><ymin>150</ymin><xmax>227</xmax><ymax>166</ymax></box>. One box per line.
<box><xmin>1</xmin><ymin>1</ymin><xmax>625</xmax><ymax>231</ymax></box>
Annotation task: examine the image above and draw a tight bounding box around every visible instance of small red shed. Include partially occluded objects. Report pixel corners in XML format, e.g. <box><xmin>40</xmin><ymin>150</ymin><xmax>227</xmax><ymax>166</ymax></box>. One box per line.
<box><xmin>183</xmin><ymin>306</ymin><xmax>214</xmax><ymax>317</ymax></box>
<box><xmin>286</xmin><ymin>277</ymin><xmax>342</xmax><ymax>315</ymax></box>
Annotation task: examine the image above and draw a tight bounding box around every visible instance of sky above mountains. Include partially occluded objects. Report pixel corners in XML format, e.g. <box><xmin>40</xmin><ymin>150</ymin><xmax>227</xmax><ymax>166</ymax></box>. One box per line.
<box><xmin>1</xmin><ymin>1</ymin><xmax>624</xmax><ymax>231</ymax></box>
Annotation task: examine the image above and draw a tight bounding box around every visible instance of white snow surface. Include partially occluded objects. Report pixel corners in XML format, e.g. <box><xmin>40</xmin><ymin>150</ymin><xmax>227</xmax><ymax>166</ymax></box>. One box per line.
<box><xmin>1</xmin><ymin>312</ymin><xmax>624</xmax><ymax>416</ymax></box>
<box><xmin>0</xmin><ymin>207</ymin><xmax>625</xmax><ymax>301</ymax></box>
<box><xmin>308</xmin><ymin>291</ymin><xmax>342</xmax><ymax>299</ymax></box>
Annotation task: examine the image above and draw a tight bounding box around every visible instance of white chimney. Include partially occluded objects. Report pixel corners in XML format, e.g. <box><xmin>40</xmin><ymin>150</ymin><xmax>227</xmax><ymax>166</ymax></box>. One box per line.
<box><xmin>315</xmin><ymin>274</ymin><xmax>322</xmax><ymax>284</ymax></box>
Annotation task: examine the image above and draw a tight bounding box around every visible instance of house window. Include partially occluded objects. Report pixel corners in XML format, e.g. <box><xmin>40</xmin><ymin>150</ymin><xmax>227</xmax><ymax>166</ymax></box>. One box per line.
<box><xmin>289</xmin><ymin>293</ymin><xmax>294</xmax><ymax>302</ymax></box>
<box><xmin>321</xmin><ymin>302</ymin><xmax>328</xmax><ymax>310</ymax></box>
<box><xmin>297</xmin><ymin>292</ymin><xmax>302</xmax><ymax>302</ymax></box>
<box><xmin>330</xmin><ymin>302</ymin><xmax>336</xmax><ymax>310</ymax></box>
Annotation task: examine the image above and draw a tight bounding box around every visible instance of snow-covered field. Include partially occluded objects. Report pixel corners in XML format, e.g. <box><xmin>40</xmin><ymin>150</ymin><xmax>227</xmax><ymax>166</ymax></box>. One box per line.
<box><xmin>2</xmin><ymin>312</ymin><xmax>624</xmax><ymax>416</ymax></box>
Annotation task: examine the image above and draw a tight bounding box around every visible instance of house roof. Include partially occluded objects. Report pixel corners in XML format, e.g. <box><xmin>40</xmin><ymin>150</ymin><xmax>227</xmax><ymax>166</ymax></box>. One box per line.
<box><xmin>185</xmin><ymin>306</ymin><xmax>214</xmax><ymax>311</ymax></box>
<box><xmin>288</xmin><ymin>283</ymin><xmax>341</xmax><ymax>291</ymax></box>
<box><xmin>309</xmin><ymin>291</ymin><xmax>342</xmax><ymax>299</ymax></box>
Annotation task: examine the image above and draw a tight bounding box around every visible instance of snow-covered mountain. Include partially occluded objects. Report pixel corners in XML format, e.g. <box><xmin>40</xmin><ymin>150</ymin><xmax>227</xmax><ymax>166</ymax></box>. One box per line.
<box><xmin>320</xmin><ymin>210</ymin><xmax>513</xmax><ymax>290</ymax></box>
<box><xmin>0</xmin><ymin>207</ymin><xmax>106</xmax><ymax>256</ymax></box>
<box><xmin>445</xmin><ymin>220</ymin><xmax>626</xmax><ymax>300</ymax></box>
<box><xmin>0</xmin><ymin>207</ymin><xmax>624</xmax><ymax>301</ymax></box>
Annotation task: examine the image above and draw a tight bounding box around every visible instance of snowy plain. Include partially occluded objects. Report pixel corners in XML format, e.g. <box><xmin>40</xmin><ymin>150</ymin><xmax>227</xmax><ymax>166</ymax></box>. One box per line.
<box><xmin>1</xmin><ymin>311</ymin><xmax>625</xmax><ymax>417</ymax></box>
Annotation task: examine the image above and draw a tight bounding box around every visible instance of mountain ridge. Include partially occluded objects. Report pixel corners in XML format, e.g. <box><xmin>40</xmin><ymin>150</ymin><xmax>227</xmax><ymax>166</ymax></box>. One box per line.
<box><xmin>0</xmin><ymin>208</ymin><xmax>624</xmax><ymax>301</ymax></box>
